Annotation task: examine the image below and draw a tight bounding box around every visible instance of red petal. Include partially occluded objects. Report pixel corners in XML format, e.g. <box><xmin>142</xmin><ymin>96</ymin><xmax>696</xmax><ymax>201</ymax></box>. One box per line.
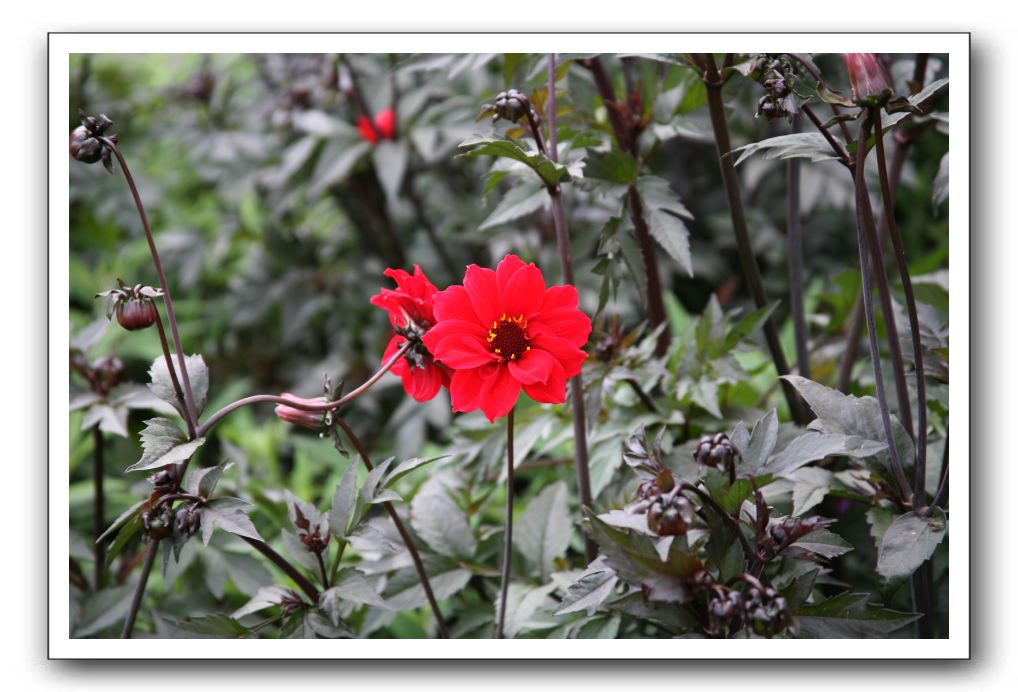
<box><xmin>463</xmin><ymin>264</ymin><xmax>500</xmax><ymax>327</ymax></box>
<box><xmin>433</xmin><ymin>285</ymin><xmax>479</xmax><ymax>324</ymax></box>
<box><xmin>523</xmin><ymin>358</ymin><xmax>567</xmax><ymax>405</ymax></box>
<box><xmin>532</xmin><ymin>333</ymin><xmax>587</xmax><ymax>377</ymax></box>
<box><xmin>403</xmin><ymin>362</ymin><xmax>443</xmax><ymax>402</ymax></box>
<box><xmin>501</xmin><ymin>263</ymin><xmax>546</xmax><ymax>320</ymax></box>
<box><xmin>450</xmin><ymin>364</ymin><xmax>496</xmax><ymax>412</ymax></box>
<box><xmin>478</xmin><ymin>365</ymin><xmax>522</xmax><ymax>422</ymax></box>
<box><xmin>495</xmin><ymin>254</ymin><xmax>527</xmax><ymax>298</ymax></box>
<box><xmin>357</xmin><ymin>115</ymin><xmax>379</xmax><ymax>143</ymax></box>
<box><xmin>507</xmin><ymin>347</ymin><xmax>555</xmax><ymax>385</ymax></box>
<box><xmin>534</xmin><ymin>307</ymin><xmax>592</xmax><ymax>347</ymax></box>
<box><xmin>422</xmin><ymin>318</ymin><xmax>487</xmax><ymax>355</ymax></box>
<box><xmin>432</xmin><ymin>334</ymin><xmax>497</xmax><ymax>369</ymax></box>
<box><xmin>540</xmin><ymin>284</ymin><xmax>579</xmax><ymax>312</ymax></box>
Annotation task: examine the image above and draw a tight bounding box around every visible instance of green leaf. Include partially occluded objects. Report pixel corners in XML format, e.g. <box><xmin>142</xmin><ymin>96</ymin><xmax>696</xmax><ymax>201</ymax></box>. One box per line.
<box><xmin>515</xmin><ymin>481</ymin><xmax>573</xmax><ymax>579</ymax></box>
<box><xmin>792</xmin><ymin>529</ymin><xmax>854</xmax><ymax>559</ymax></box>
<box><xmin>309</xmin><ymin>139</ymin><xmax>372</xmax><ymax>196</ymax></box>
<box><xmin>96</xmin><ymin>498</ymin><xmax>146</xmax><ymax>545</ymax></box>
<box><xmin>493</xmin><ymin>582</ymin><xmax>557</xmax><ymax>638</ymax></box>
<box><xmin>458</xmin><ymin>134</ymin><xmax>570</xmax><ymax>186</ymax></box>
<box><xmin>582</xmin><ymin>149</ymin><xmax>638</xmax><ymax>190</ymax></box>
<box><xmin>320</xmin><ymin>568</ymin><xmax>391</xmax><ymax>621</ymax></box>
<box><xmin>702</xmin><ymin>468</ymin><xmax>756</xmax><ymax>515</ymax></box>
<box><xmin>478</xmin><ymin>179</ymin><xmax>546</xmax><ymax>231</ymax></box>
<box><xmin>148</xmin><ymin>353</ymin><xmax>209</xmax><ymax>418</ymax></box>
<box><xmin>731</xmin><ymin>132</ymin><xmax>842</xmax><ymax>166</ymax></box>
<box><xmin>384</xmin><ymin>564</ymin><xmax>471</xmax><ymax>610</ymax></box>
<box><xmin>795</xmin><ymin>592</ymin><xmax>919</xmax><ymax>638</ymax></box>
<box><xmin>198</xmin><ymin>497</ymin><xmax>262</xmax><ymax>546</ymax></box>
<box><xmin>410</xmin><ymin>488</ymin><xmax>477</xmax><ymax>559</ymax></box>
<box><xmin>170</xmin><ymin>613</ymin><xmax>252</xmax><ymax>638</ymax></box>
<box><xmin>328</xmin><ymin>462</ymin><xmax>358</xmax><ymax>540</ymax></box>
<box><xmin>231</xmin><ymin>584</ymin><xmax>293</xmax><ymax>619</ymax></box>
<box><xmin>791</xmin><ymin>467</ymin><xmax>834</xmax><ymax>516</ymax></box>
<box><xmin>371</xmin><ymin>140</ymin><xmax>408</xmax><ymax>203</ymax></box>
<box><xmin>185</xmin><ymin>461</ymin><xmax>230</xmax><ymax>498</ymax></box>
<box><xmin>742</xmin><ymin>409</ymin><xmax>779</xmax><ymax>473</ymax></box>
<box><xmin>634</xmin><ymin>176</ymin><xmax>694</xmax><ymax>276</ymax></box>
<box><xmin>724</xmin><ymin>302</ymin><xmax>778</xmax><ymax>351</ymax></box>
<box><xmin>74</xmin><ymin>585</ymin><xmax>134</xmax><ymax>637</ymax></box>
<box><xmin>783</xmin><ymin>568</ymin><xmax>819</xmax><ymax>610</ymax></box>
<box><xmin>555</xmin><ymin>558</ymin><xmax>619</xmax><ymax>616</ymax></box>
<box><xmin>766</xmin><ymin>431</ymin><xmax>888</xmax><ymax>478</ymax></box>
<box><xmin>876</xmin><ymin>508</ymin><xmax>948</xmax><ymax>580</ymax></box>
<box><xmin>384</xmin><ymin>456</ymin><xmax>445</xmax><ymax>488</ymax></box>
<box><xmin>125</xmin><ymin>418</ymin><xmax>206</xmax><ymax>472</ymax></box>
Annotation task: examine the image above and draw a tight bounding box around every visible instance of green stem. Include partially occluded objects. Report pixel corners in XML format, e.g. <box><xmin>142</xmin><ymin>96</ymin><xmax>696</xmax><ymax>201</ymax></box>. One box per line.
<box><xmin>496</xmin><ymin>409</ymin><xmax>515</xmax><ymax>639</ymax></box>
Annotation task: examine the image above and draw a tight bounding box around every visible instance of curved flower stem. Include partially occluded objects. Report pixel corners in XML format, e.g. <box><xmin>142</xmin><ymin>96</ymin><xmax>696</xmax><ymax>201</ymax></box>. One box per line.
<box><xmin>240</xmin><ymin>535</ymin><xmax>320</xmax><ymax>603</ymax></box>
<box><xmin>333</xmin><ymin>417</ymin><xmax>450</xmax><ymax>639</ymax></box>
<box><xmin>496</xmin><ymin>409</ymin><xmax>515</xmax><ymax>639</ymax></box>
<box><xmin>700</xmin><ymin>54</ymin><xmax>809</xmax><ymax>425</ymax></box>
<box><xmin>852</xmin><ymin>115</ymin><xmax>912</xmax><ymax>503</ymax></box>
<box><xmin>154</xmin><ymin>308</ymin><xmax>196</xmax><ymax>439</ymax></box>
<box><xmin>92</xmin><ymin>426</ymin><xmax>105</xmax><ymax>590</ymax></box>
<box><xmin>121</xmin><ymin>539</ymin><xmax>159</xmax><ymax>638</ymax></box>
<box><xmin>98</xmin><ymin>137</ymin><xmax>198</xmax><ymax>436</ymax></box>
<box><xmin>873</xmin><ymin>107</ymin><xmax>929</xmax><ymax>509</ymax></box>
<box><xmin>196</xmin><ymin>341</ymin><xmax>411</xmax><ymax>437</ymax></box>
<box><xmin>540</xmin><ymin>54</ymin><xmax>596</xmax><ymax>562</ymax></box>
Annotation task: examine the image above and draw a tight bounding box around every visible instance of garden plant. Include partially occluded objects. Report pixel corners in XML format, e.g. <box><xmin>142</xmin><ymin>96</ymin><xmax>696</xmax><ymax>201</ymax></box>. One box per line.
<box><xmin>67</xmin><ymin>51</ymin><xmax>950</xmax><ymax>640</ymax></box>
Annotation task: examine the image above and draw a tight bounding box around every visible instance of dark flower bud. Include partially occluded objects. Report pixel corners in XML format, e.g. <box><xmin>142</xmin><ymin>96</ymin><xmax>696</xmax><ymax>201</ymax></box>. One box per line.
<box><xmin>70</xmin><ymin>111</ymin><xmax>116</xmax><ymax>170</ymax></box>
<box><xmin>116</xmin><ymin>297</ymin><xmax>158</xmax><ymax>331</ymax></box>
<box><xmin>842</xmin><ymin>54</ymin><xmax>894</xmax><ymax>107</ymax></box>
<box><xmin>489</xmin><ymin>88</ymin><xmax>531</xmax><ymax>123</ymax></box>
<box><xmin>646</xmin><ymin>493</ymin><xmax>694</xmax><ymax>536</ymax></box>
<box><xmin>694</xmin><ymin>433</ymin><xmax>740</xmax><ymax>473</ymax></box>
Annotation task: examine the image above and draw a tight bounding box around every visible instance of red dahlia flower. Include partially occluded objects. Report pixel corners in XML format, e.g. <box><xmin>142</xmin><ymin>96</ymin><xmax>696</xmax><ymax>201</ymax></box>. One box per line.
<box><xmin>423</xmin><ymin>254</ymin><xmax>591</xmax><ymax>422</ymax></box>
<box><xmin>357</xmin><ymin>108</ymin><xmax>397</xmax><ymax>143</ymax></box>
<box><xmin>370</xmin><ymin>265</ymin><xmax>451</xmax><ymax>402</ymax></box>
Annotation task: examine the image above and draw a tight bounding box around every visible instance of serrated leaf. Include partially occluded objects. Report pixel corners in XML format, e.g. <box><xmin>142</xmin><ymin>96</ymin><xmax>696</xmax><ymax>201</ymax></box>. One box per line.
<box><xmin>198</xmin><ymin>497</ymin><xmax>262</xmax><ymax>546</ymax></box>
<box><xmin>792</xmin><ymin>529</ymin><xmax>854</xmax><ymax>559</ymax></box>
<box><xmin>410</xmin><ymin>489</ymin><xmax>476</xmax><ymax>559</ymax></box>
<box><xmin>329</xmin><ymin>462</ymin><xmax>358</xmax><ymax>540</ymax></box>
<box><xmin>791</xmin><ymin>467</ymin><xmax>834</xmax><ymax>516</ymax></box>
<box><xmin>635</xmin><ymin>176</ymin><xmax>694</xmax><ymax>276</ymax></box>
<box><xmin>555</xmin><ymin>559</ymin><xmax>619</xmax><ymax>616</ymax></box>
<box><xmin>321</xmin><ymin>568</ymin><xmax>391</xmax><ymax>620</ymax></box>
<box><xmin>280</xmin><ymin>529</ymin><xmax>321</xmax><ymax>572</ymax></box>
<box><xmin>148</xmin><ymin>354</ymin><xmax>209</xmax><ymax>418</ymax></box>
<box><xmin>126</xmin><ymin>418</ymin><xmax>206</xmax><ymax>472</ymax></box>
<box><xmin>171</xmin><ymin>613</ymin><xmax>252</xmax><ymax>638</ymax></box>
<box><xmin>766</xmin><ymin>431</ymin><xmax>887</xmax><ymax>478</ymax></box>
<box><xmin>494</xmin><ymin>582</ymin><xmax>557</xmax><ymax>638</ymax></box>
<box><xmin>458</xmin><ymin>134</ymin><xmax>570</xmax><ymax>186</ymax></box>
<box><xmin>97</xmin><ymin>499</ymin><xmax>146</xmax><ymax>545</ymax></box>
<box><xmin>703</xmin><ymin>468</ymin><xmax>756</xmax><ymax>515</ymax></box>
<box><xmin>731</xmin><ymin>132</ymin><xmax>842</xmax><ymax>166</ymax></box>
<box><xmin>876</xmin><ymin>508</ymin><xmax>948</xmax><ymax>580</ymax></box>
<box><xmin>515</xmin><ymin>481</ymin><xmax>573</xmax><ymax>579</ymax></box>
<box><xmin>384</xmin><ymin>456</ymin><xmax>445</xmax><ymax>488</ymax></box>
<box><xmin>478</xmin><ymin>179</ymin><xmax>547</xmax><ymax>230</ymax></box>
<box><xmin>186</xmin><ymin>462</ymin><xmax>230</xmax><ymax>498</ymax></box>
<box><xmin>743</xmin><ymin>409</ymin><xmax>779</xmax><ymax>473</ymax></box>
<box><xmin>232</xmin><ymin>584</ymin><xmax>293</xmax><ymax>620</ymax></box>
<box><xmin>795</xmin><ymin>592</ymin><xmax>918</xmax><ymax>638</ymax></box>
<box><xmin>385</xmin><ymin>565</ymin><xmax>471</xmax><ymax>610</ymax></box>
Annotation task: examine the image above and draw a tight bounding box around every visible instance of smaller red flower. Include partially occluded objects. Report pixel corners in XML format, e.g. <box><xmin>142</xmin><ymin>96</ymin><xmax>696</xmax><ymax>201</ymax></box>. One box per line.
<box><xmin>370</xmin><ymin>265</ymin><xmax>451</xmax><ymax>402</ymax></box>
<box><xmin>357</xmin><ymin>108</ymin><xmax>397</xmax><ymax>144</ymax></box>
<box><xmin>423</xmin><ymin>254</ymin><xmax>591</xmax><ymax>422</ymax></box>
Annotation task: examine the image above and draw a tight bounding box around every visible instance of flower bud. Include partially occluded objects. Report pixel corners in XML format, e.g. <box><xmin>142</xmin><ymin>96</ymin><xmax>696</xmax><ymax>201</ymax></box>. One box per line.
<box><xmin>841</xmin><ymin>54</ymin><xmax>894</xmax><ymax>106</ymax></box>
<box><xmin>490</xmin><ymin>89</ymin><xmax>530</xmax><ymax>123</ymax></box>
<box><xmin>694</xmin><ymin>432</ymin><xmax>739</xmax><ymax>473</ymax></box>
<box><xmin>275</xmin><ymin>393</ymin><xmax>329</xmax><ymax>431</ymax></box>
<box><xmin>357</xmin><ymin>108</ymin><xmax>397</xmax><ymax>144</ymax></box>
<box><xmin>116</xmin><ymin>298</ymin><xmax>158</xmax><ymax>331</ymax></box>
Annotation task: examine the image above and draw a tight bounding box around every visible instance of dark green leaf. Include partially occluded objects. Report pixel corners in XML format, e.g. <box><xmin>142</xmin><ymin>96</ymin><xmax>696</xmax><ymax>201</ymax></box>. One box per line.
<box><xmin>328</xmin><ymin>462</ymin><xmax>358</xmax><ymax>540</ymax></box>
<box><xmin>795</xmin><ymin>592</ymin><xmax>918</xmax><ymax>638</ymax></box>
<box><xmin>410</xmin><ymin>488</ymin><xmax>476</xmax><ymax>559</ymax></box>
<box><xmin>635</xmin><ymin>176</ymin><xmax>694</xmax><ymax>276</ymax></box>
<box><xmin>148</xmin><ymin>354</ymin><xmax>209</xmax><ymax>418</ymax></box>
<box><xmin>198</xmin><ymin>497</ymin><xmax>262</xmax><ymax>546</ymax></box>
<box><xmin>125</xmin><ymin>418</ymin><xmax>206</xmax><ymax>472</ymax></box>
<box><xmin>185</xmin><ymin>461</ymin><xmax>230</xmax><ymax>498</ymax></box>
<box><xmin>731</xmin><ymin>132</ymin><xmax>842</xmax><ymax>166</ymax></box>
<box><xmin>876</xmin><ymin>508</ymin><xmax>948</xmax><ymax>580</ymax></box>
<box><xmin>458</xmin><ymin>134</ymin><xmax>570</xmax><ymax>186</ymax></box>
<box><xmin>555</xmin><ymin>558</ymin><xmax>619</xmax><ymax>616</ymax></box>
<box><xmin>515</xmin><ymin>481</ymin><xmax>573</xmax><ymax>579</ymax></box>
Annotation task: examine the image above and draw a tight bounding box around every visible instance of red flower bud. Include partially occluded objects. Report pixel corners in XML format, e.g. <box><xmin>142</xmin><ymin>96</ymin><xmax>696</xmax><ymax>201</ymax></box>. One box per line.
<box><xmin>841</xmin><ymin>53</ymin><xmax>894</xmax><ymax>106</ymax></box>
<box><xmin>357</xmin><ymin>108</ymin><xmax>397</xmax><ymax>143</ymax></box>
<box><xmin>115</xmin><ymin>298</ymin><xmax>158</xmax><ymax>331</ymax></box>
<box><xmin>275</xmin><ymin>393</ymin><xmax>328</xmax><ymax>431</ymax></box>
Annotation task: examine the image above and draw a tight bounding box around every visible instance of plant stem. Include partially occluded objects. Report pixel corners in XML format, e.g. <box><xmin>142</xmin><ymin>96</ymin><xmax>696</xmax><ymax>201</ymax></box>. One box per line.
<box><xmin>197</xmin><ymin>341</ymin><xmax>411</xmax><ymax>437</ymax></box>
<box><xmin>329</xmin><ymin>538</ymin><xmax>348</xmax><ymax>583</ymax></box>
<box><xmin>873</xmin><ymin>107</ymin><xmax>929</xmax><ymax>509</ymax></box>
<box><xmin>680</xmin><ymin>483</ymin><xmax>755</xmax><ymax>568</ymax></box>
<box><xmin>700</xmin><ymin>54</ymin><xmax>808</xmax><ymax>425</ymax></box>
<box><xmin>341</xmin><ymin>54</ymin><xmax>384</xmax><ymax>142</ymax></box>
<box><xmin>100</xmin><ymin>138</ymin><xmax>199</xmax><ymax>436</ymax></box>
<box><xmin>240</xmin><ymin>535</ymin><xmax>320</xmax><ymax>603</ymax></box>
<box><xmin>933</xmin><ymin>434</ymin><xmax>949</xmax><ymax>508</ymax></box>
<box><xmin>800</xmin><ymin>104</ymin><xmax>853</xmax><ymax>168</ymax></box>
<box><xmin>154</xmin><ymin>308</ymin><xmax>195</xmax><ymax>439</ymax></box>
<box><xmin>852</xmin><ymin>115</ymin><xmax>912</xmax><ymax>503</ymax></box>
<box><xmin>334</xmin><ymin>417</ymin><xmax>450</xmax><ymax>638</ymax></box>
<box><xmin>579</xmin><ymin>56</ymin><xmax>670</xmax><ymax>355</ymax></box>
<box><xmin>496</xmin><ymin>409</ymin><xmax>515</xmax><ymax>639</ymax></box>
<box><xmin>912</xmin><ymin>561</ymin><xmax>936</xmax><ymax>638</ymax></box>
<box><xmin>786</xmin><ymin>112</ymin><xmax>810</xmax><ymax>382</ymax></box>
<box><xmin>315</xmin><ymin>551</ymin><xmax>330</xmax><ymax>590</ymax></box>
<box><xmin>121</xmin><ymin>539</ymin><xmax>159</xmax><ymax>638</ymax></box>
<box><xmin>543</xmin><ymin>55</ymin><xmax>596</xmax><ymax>561</ymax></box>
<box><xmin>92</xmin><ymin>426</ymin><xmax>105</xmax><ymax>590</ymax></box>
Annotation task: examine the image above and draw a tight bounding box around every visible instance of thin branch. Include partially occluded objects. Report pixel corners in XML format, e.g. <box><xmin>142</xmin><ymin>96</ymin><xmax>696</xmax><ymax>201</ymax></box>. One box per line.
<box><xmin>121</xmin><ymin>539</ymin><xmax>159</xmax><ymax>638</ymax></box>
<box><xmin>99</xmin><ymin>138</ymin><xmax>199</xmax><ymax>437</ymax></box>
<box><xmin>241</xmin><ymin>535</ymin><xmax>320</xmax><ymax>603</ymax></box>
<box><xmin>800</xmin><ymin>103</ymin><xmax>853</xmax><ymax>169</ymax></box>
<box><xmin>334</xmin><ymin>417</ymin><xmax>450</xmax><ymax>638</ymax></box>
<box><xmin>787</xmin><ymin>112</ymin><xmax>811</xmax><ymax>382</ymax></box>
<box><xmin>92</xmin><ymin>426</ymin><xmax>105</xmax><ymax>590</ymax></box>
<box><xmin>680</xmin><ymin>483</ymin><xmax>755</xmax><ymax>569</ymax></box>
<box><xmin>496</xmin><ymin>409</ymin><xmax>515</xmax><ymax>639</ymax></box>
<box><xmin>700</xmin><ymin>54</ymin><xmax>809</xmax><ymax>425</ymax></box>
<box><xmin>341</xmin><ymin>54</ymin><xmax>384</xmax><ymax>142</ymax></box>
<box><xmin>197</xmin><ymin>341</ymin><xmax>411</xmax><ymax>437</ymax></box>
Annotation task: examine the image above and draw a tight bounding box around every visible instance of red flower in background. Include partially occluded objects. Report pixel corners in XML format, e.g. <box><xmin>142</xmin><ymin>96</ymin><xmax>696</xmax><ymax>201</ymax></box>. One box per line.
<box><xmin>370</xmin><ymin>265</ymin><xmax>450</xmax><ymax>402</ymax></box>
<box><xmin>357</xmin><ymin>108</ymin><xmax>397</xmax><ymax>144</ymax></box>
<box><xmin>423</xmin><ymin>254</ymin><xmax>591</xmax><ymax>422</ymax></box>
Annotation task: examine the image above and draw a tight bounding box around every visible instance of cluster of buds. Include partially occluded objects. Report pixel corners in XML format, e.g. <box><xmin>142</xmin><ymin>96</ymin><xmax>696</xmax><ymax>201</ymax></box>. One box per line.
<box><xmin>69</xmin><ymin>111</ymin><xmax>117</xmax><ymax>172</ymax></box>
<box><xmin>485</xmin><ymin>88</ymin><xmax>534</xmax><ymax>124</ymax></box>
<box><xmin>757</xmin><ymin>72</ymin><xmax>798</xmax><ymax>121</ymax></box>
<box><xmin>70</xmin><ymin>352</ymin><xmax>124</xmax><ymax>397</ymax></box>
<box><xmin>706</xmin><ymin>586</ymin><xmax>747</xmax><ymax>636</ymax></box>
<box><xmin>141</xmin><ymin>505</ymin><xmax>175</xmax><ymax>541</ymax></box>
<box><xmin>743</xmin><ymin>580</ymin><xmax>795</xmax><ymax>638</ymax></box>
<box><xmin>174</xmin><ymin>502</ymin><xmax>202</xmax><ymax>537</ymax></box>
<box><xmin>148</xmin><ymin>467</ymin><xmax>178</xmax><ymax>501</ymax></box>
<box><xmin>694</xmin><ymin>433</ymin><xmax>740</xmax><ymax>475</ymax></box>
<box><xmin>645</xmin><ymin>488</ymin><xmax>695</xmax><ymax>537</ymax></box>
<box><xmin>756</xmin><ymin>514</ymin><xmax>834</xmax><ymax>562</ymax></box>
<box><xmin>275</xmin><ymin>393</ymin><xmax>331</xmax><ymax>433</ymax></box>
<box><xmin>393</xmin><ymin>313</ymin><xmax>433</xmax><ymax>372</ymax></box>
<box><xmin>702</xmin><ymin>575</ymin><xmax>795</xmax><ymax>638</ymax></box>
<box><xmin>96</xmin><ymin>280</ymin><xmax>163</xmax><ymax>332</ymax></box>
<box><xmin>294</xmin><ymin>506</ymin><xmax>330</xmax><ymax>554</ymax></box>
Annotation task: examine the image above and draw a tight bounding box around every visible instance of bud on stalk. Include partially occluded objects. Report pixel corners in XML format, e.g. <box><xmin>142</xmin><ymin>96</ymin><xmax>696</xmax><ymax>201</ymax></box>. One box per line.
<box><xmin>842</xmin><ymin>53</ymin><xmax>894</xmax><ymax>106</ymax></box>
<box><xmin>275</xmin><ymin>393</ymin><xmax>329</xmax><ymax>431</ymax></box>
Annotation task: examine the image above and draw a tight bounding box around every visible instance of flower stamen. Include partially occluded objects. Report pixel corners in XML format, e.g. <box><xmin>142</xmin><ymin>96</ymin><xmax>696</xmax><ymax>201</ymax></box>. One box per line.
<box><xmin>487</xmin><ymin>313</ymin><xmax>531</xmax><ymax>362</ymax></box>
